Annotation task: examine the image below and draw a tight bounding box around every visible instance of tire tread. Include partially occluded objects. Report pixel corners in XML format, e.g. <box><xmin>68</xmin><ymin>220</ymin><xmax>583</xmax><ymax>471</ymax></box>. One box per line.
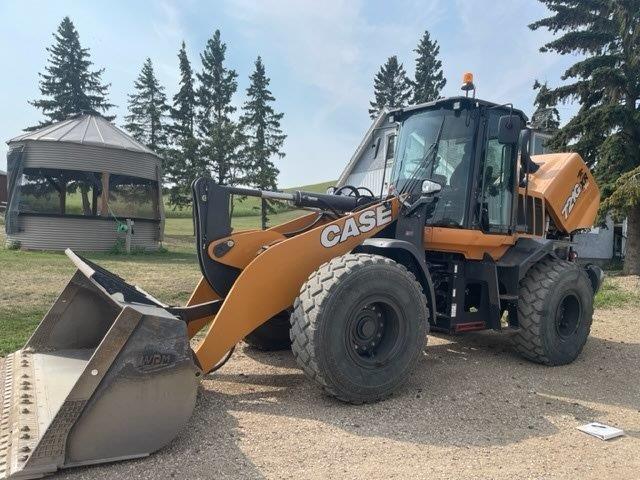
<box><xmin>290</xmin><ymin>253</ymin><xmax>427</xmax><ymax>404</ymax></box>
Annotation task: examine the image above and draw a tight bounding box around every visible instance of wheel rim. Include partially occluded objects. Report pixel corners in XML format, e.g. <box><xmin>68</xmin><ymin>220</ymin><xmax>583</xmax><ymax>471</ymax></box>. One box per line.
<box><xmin>345</xmin><ymin>297</ymin><xmax>403</xmax><ymax>368</ymax></box>
<box><xmin>554</xmin><ymin>293</ymin><xmax>581</xmax><ymax>339</ymax></box>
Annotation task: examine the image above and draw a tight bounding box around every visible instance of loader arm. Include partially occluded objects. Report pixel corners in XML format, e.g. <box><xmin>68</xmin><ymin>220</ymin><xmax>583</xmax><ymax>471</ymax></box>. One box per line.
<box><xmin>183</xmin><ymin>214</ymin><xmax>324</xmax><ymax>338</ymax></box>
<box><xmin>191</xmin><ymin>196</ymin><xmax>400</xmax><ymax>372</ymax></box>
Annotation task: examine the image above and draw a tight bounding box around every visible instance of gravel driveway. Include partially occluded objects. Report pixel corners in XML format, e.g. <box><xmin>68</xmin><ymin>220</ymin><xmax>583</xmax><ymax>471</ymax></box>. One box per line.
<box><xmin>50</xmin><ymin>304</ymin><xmax>640</xmax><ymax>479</ymax></box>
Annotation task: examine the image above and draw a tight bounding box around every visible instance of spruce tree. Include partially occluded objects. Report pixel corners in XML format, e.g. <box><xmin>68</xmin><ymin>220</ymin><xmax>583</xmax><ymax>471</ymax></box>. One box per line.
<box><xmin>171</xmin><ymin>42</ymin><xmax>196</xmax><ymax>139</ymax></box>
<box><xmin>166</xmin><ymin>42</ymin><xmax>201</xmax><ymax>209</ymax></box>
<box><xmin>196</xmin><ymin>30</ymin><xmax>241</xmax><ymax>185</ymax></box>
<box><xmin>530</xmin><ymin>80</ymin><xmax>560</xmax><ymax>133</ymax></box>
<box><xmin>412</xmin><ymin>31</ymin><xmax>446</xmax><ymax>104</ymax></box>
<box><xmin>30</xmin><ymin>16</ymin><xmax>113</xmax><ymax>128</ymax></box>
<box><xmin>124</xmin><ymin>58</ymin><xmax>169</xmax><ymax>153</ymax></box>
<box><xmin>239</xmin><ymin>57</ymin><xmax>286</xmax><ymax>228</ymax></box>
<box><xmin>531</xmin><ymin>1</ymin><xmax>640</xmax><ymax>274</ymax></box>
<box><xmin>368</xmin><ymin>56</ymin><xmax>412</xmax><ymax>119</ymax></box>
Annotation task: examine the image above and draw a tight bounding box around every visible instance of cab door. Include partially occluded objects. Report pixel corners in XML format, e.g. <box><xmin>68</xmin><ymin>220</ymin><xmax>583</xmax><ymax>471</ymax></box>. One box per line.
<box><xmin>425</xmin><ymin>109</ymin><xmax>519</xmax><ymax>261</ymax></box>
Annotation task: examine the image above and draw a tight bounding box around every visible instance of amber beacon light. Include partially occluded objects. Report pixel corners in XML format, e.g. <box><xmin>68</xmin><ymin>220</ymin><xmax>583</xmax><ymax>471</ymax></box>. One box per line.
<box><xmin>460</xmin><ymin>72</ymin><xmax>476</xmax><ymax>97</ymax></box>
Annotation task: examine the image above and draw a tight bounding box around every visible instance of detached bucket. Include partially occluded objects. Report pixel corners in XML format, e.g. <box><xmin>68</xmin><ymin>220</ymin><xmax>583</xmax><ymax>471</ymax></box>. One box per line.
<box><xmin>0</xmin><ymin>251</ymin><xmax>199</xmax><ymax>479</ymax></box>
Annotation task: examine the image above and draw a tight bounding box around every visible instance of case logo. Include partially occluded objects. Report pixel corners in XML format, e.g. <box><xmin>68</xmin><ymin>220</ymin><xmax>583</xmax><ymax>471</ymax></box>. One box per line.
<box><xmin>320</xmin><ymin>204</ymin><xmax>392</xmax><ymax>248</ymax></box>
<box><xmin>561</xmin><ymin>170</ymin><xmax>589</xmax><ymax>220</ymax></box>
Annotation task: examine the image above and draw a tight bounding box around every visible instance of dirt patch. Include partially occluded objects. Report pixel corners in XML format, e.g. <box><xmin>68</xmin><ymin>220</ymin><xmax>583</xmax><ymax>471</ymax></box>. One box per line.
<box><xmin>59</xmin><ymin>305</ymin><xmax>640</xmax><ymax>480</ymax></box>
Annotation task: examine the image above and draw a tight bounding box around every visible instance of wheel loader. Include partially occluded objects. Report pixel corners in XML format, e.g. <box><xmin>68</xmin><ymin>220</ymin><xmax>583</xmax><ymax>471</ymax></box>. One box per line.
<box><xmin>1</xmin><ymin>81</ymin><xmax>603</xmax><ymax>478</ymax></box>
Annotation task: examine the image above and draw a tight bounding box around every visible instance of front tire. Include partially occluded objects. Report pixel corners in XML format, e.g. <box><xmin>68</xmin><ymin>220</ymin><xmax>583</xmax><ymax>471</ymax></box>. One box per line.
<box><xmin>513</xmin><ymin>258</ymin><xmax>593</xmax><ymax>365</ymax></box>
<box><xmin>290</xmin><ymin>253</ymin><xmax>428</xmax><ymax>404</ymax></box>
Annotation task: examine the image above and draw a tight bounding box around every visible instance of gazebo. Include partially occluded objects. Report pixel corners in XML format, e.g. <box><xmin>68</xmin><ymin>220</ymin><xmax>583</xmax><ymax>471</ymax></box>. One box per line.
<box><xmin>5</xmin><ymin>114</ymin><xmax>165</xmax><ymax>251</ymax></box>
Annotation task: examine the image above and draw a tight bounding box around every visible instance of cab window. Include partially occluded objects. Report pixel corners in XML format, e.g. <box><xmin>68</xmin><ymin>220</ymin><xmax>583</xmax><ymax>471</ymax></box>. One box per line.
<box><xmin>479</xmin><ymin>112</ymin><xmax>516</xmax><ymax>232</ymax></box>
<box><xmin>393</xmin><ymin>108</ymin><xmax>477</xmax><ymax>227</ymax></box>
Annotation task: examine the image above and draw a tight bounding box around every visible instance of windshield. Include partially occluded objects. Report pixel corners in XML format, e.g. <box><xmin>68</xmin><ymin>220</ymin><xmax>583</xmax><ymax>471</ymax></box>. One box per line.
<box><xmin>391</xmin><ymin>107</ymin><xmax>477</xmax><ymax>227</ymax></box>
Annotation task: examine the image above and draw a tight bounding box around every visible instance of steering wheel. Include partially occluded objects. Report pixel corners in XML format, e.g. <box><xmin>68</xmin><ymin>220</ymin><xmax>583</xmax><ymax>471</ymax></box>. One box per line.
<box><xmin>357</xmin><ymin>186</ymin><xmax>375</xmax><ymax>198</ymax></box>
<box><xmin>335</xmin><ymin>185</ymin><xmax>360</xmax><ymax>197</ymax></box>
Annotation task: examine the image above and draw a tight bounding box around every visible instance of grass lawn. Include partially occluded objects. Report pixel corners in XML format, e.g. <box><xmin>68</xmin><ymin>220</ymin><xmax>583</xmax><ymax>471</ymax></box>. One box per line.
<box><xmin>164</xmin><ymin>208</ymin><xmax>308</xmax><ymax>236</ymax></box>
<box><xmin>0</xmin><ymin>206</ymin><xmax>314</xmax><ymax>354</ymax></box>
<box><xmin>593</xmin><ymin>275</ymin><xmax>640</xmax><ymax>309</ymax></box>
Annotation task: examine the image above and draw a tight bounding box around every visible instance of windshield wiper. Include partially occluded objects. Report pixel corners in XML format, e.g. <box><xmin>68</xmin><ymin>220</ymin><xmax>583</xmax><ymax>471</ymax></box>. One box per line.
<box><xmin>399</xmin><ymin>116</ymin><xmax>446</xmax><ymax>197</ymax></box>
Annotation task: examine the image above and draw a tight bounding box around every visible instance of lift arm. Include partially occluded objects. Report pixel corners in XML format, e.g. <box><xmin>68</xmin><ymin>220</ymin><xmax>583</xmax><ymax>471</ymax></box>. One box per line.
<box><xmin>189</xmin><ymin>181</ymin><xmax>400</xmax><ymax>372</ymax></box>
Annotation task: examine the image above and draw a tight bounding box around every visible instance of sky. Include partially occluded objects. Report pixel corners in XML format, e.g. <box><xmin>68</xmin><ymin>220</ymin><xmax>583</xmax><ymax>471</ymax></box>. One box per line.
<box><xmin>0</xmin><ymin>0</ymin><xmax>578</xmax><ymax>187</ymax></box>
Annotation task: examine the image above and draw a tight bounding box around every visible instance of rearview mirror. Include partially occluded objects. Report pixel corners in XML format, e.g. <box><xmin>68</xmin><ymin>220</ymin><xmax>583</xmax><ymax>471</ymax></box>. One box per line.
<box><xmin>422</xmin><ymin>179</ymin><xmax>442</xmax><ymax>195</ymax></box>
<box><xmin>498</xmin><ymin>115</ymin><xmax>522</xmax><ymax>144</ymax></box>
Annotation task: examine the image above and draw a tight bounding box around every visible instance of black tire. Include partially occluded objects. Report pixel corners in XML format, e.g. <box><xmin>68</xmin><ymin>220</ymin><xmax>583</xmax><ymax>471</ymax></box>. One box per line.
<box><xmin>513</xmin><ymin>258</ymin><xmax>593</xmax><ymax>365</ymax></box>
<box><xmin>290</xmin><ymin>253</ymin><xmax>428</xmax><ymax>404</ymax></box>
<box><xmin>244</xmin><ymin>311</ymin><xmax>291</xmax><ymax>351</ymax></box>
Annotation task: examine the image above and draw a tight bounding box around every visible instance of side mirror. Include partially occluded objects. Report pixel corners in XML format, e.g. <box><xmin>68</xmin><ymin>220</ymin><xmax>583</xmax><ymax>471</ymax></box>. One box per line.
<box><xmin>422</xmin><ymin>179</ymin><xmax>442</xmax><ymax>195</ymax></box>
<box><xmin>498</xmin><ymin>115</ymin><xmax>522</xmax><ymax>144</ymax></box>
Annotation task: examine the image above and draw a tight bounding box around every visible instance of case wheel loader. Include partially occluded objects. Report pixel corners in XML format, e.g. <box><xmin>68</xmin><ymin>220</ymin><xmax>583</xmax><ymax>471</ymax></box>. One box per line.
<box><xmin>1</xmin><ymin>86</ymin><xmax>603</xmax><ymax>478</ymax></box>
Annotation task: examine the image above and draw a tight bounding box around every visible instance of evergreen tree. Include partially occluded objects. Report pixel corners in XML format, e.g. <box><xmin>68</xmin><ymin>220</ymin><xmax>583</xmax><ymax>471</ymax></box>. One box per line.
<box><xmin>368</xmin><ymin>56</ymin><xmax>412</xmax><ymax>119</ymax></box>
<box><xmin>196</xmin><ymin>30</ymin><xmax>241</xmax><ymax>185</ymax></box>
<box><xmin>166</xmin><ymin>42</ymin><xmax>201</xmax><ymax>208</ymax></box>
<box><xmin>171</xmin><ymin>42</ymin><xmax>196</xmax><ymax>139</ymax></box>
<box><xmin>531</xmin><ymin>1</ymin><xmax>640</xmax><ymax>274</ymax></box>
<box><xmin>412</xmin><ymin>30</ymin><xmax>446</xmax><ymax>104</ymax></box>
<box><xmin>30</xmin><ymin>16</ymin><xmax>113</xmax><ymax>128</ymax></box>
<box><xmin>530</xmin><ymin>80</ymin><xmax>560</xmax><ymax>133</ymax></box>
<box><xmin>124</xmin><ymin>58</ymin><xmax>170</xmax><ymax>153</ymax></box>
<box><xmin>239</xmin><ymin>57</ymin><xmax>286</xmax><ymax>228</ymax></box>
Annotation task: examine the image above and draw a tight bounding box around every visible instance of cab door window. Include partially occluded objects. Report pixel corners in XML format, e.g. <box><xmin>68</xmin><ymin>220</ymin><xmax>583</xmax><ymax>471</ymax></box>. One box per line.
<box><xmin>479</xmin><ymin>112</ymin><xmax>516</xmax><ymax>232</ymax></box>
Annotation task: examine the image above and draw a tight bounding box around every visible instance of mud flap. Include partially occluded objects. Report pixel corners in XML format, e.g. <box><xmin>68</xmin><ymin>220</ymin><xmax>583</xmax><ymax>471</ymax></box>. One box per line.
<box><xmin>0</xmin><ymin>250</ymin><xmax>199</xmax><ymax>479</ymax></box>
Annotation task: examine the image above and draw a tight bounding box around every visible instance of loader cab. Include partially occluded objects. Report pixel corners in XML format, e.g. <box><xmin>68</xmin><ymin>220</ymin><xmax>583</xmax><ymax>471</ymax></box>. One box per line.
<box><xmin>390</xmin><ymin>97</ymin><xmax>527</xmax><ymax>235</ymax></box>
<box><xmin>389</xmin><ymin>96</ymin><xmax>536</xmax><ymax>335</ymax></box>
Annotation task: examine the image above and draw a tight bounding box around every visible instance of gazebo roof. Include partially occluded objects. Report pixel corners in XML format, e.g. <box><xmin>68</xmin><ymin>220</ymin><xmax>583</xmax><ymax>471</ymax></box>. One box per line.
<box><xmin>7</xmin><ymin>114</ymin><xmax>157</xmax><ymax>156</ymax></box>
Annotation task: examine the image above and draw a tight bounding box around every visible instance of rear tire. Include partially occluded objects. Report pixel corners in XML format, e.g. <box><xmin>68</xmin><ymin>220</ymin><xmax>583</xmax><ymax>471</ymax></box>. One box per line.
<box><xmin>290</xmin><ymin>253</ymin><xmax>428</xmax><ymax>404</ymax></box>
<box><xmin>513</xmin><ymin>258</ymin><xmax>593</xmax><ymax>365</ymax></box>
<box><xmin>244</xmin><ymin>311</ymin><xmax>291</xmax><ymax>351</ymax></box>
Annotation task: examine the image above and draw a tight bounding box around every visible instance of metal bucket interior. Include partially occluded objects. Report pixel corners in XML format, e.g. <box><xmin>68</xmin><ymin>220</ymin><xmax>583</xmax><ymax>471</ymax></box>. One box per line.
<box><xmin>1</xmin><ymin>254</ymin><xmax>199</xmax><ymax>479</ymax></box>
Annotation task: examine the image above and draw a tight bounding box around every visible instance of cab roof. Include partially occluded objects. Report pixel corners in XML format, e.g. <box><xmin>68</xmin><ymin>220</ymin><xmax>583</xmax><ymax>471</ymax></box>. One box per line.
<box><xmin>390</xmin><ymin>96</ymin><xmax>528</xmax><ymax>122</ymax></box>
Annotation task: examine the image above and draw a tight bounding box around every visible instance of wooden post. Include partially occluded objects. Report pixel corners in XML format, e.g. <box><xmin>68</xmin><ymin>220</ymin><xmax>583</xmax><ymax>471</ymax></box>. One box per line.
<box><xmin>100</xmin><ymin>172</ymin><xmax>110</xmax><ymax>216</ymax></box>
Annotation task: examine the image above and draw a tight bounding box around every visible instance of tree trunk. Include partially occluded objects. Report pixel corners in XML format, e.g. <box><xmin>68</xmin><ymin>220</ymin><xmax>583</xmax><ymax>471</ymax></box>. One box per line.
<box><xmin>81</xmin><ymin>186</ymin><xmax>91</xmax><ymax>216</ymax></box>
<box><xmin>623</xmin><ymin>202</ymin><xmax>640</xmax><ymax>275</ymax></box>
<box><xmin>59</xmin><ymin>179</ymin><xmax>66</xmax><ymax>215</ymax></box>
<box><xmin>92</xmin><ymin>187</ymin><xmax>98</xmax><ymax>216</ymax></box>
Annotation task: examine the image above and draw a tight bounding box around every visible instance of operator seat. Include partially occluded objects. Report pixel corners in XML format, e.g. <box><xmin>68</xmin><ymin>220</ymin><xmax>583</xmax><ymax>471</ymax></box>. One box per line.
<box><xmin>429</xmin><ymin>143</ymin><xmax>471</xmax><ymax>226</ymax></box>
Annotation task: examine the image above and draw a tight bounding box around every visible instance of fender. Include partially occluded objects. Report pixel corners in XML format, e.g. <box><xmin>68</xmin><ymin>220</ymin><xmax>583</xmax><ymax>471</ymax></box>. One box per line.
<box><xmin>354</xmin><ymin>238</ymin><xmax>437</xmax><ymax>324</ymax></box>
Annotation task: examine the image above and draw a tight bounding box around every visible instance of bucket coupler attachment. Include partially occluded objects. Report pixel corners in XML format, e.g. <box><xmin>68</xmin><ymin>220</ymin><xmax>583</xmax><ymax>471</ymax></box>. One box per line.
<box><xmin>0</xmin><ymin>250</ymin><xmax>199</xmax><ymax>479</ymax></box>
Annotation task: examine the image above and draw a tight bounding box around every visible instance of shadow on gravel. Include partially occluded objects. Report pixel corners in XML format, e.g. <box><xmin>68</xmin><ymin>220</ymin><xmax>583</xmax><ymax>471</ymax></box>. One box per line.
<box><xmin>63</xmin><ymin>331</ymin><xmax>637</xmax><ymax>479</ymax></box>
<box><xmin>61</xmin><ymin>390</ymin><xmax>267</xmax><ymax>480</ymax></box>
<box><xmin>201</xmin><ymin>331</ymin><xmax>639</xmax><ymax>451</ymax></box>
